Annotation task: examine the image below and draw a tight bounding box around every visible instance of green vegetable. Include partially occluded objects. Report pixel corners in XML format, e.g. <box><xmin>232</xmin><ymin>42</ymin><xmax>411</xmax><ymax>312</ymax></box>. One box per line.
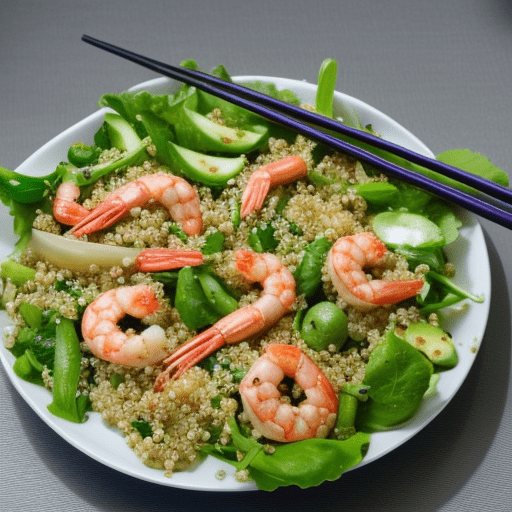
<box><xmin>372</xmin><ymin>211</ymin><xmax>445</xmax><ymax>248</ymax></box>
<box><xmin>300</xmin><ymin>301</ymin><xmax>348</xmax><ymax>351</ymax></box>
<box><xmin>335</xmin><ymin>391</ymin><xmax>359</xmax><ymax>439</ymax></box>
<box><xmin>131</xmin><ymin>420</ymin><xmax>153</xmax><ymax>439</ymax></box>
<box><xmin>174</xmin><ymin>266</ymin><xmax>238</xmax><ymax>331</ymax></box>
<box><xmin>202</xmin><ymin>417</ymin><xmax>369</xmax><ymax>491</ymax></box>
<box><xmin>293</xmin><ymin>237</ymin><xmax>332</xmax><ymax>297</ymax></box>
<box><xmin>201</xmin><ymin>231</ymin><xmax>225</xmax><ymax>255</ymax></box>
<box><xmin>353</xmin><ymin>181</ymin><xmax>399</xmax><ymax>206</ymax></box>
<box><xmin>175</xmin><ymin>107</ymin><xmax>267</xmax><ymax>154</ymax></box>
<box><xmin>110</xmin><ymin>373</ymin><xmax>125</xmax><ymax>389</ymax></box>
<box><xmin>93</xmin><ymin>121</ymin><xmax>111</xmax><ymax>150</ymax></box>
<box><xmin>247</xmin><ymin>223</ymin><xmax>279</xmax><ymax>253</ymax></box>
<box><xmin>19</xmin><ymin>302</ymin><xmax>44</xmax><ymax>328</ymax></box>
<box><xmin>67</xmin><ymin>143</ymin><xmax>101</xmax><ymax>167</ymax></box>
<box><xmin>0</xmin><ymin>166</ymin><xmax>60</xmax><ymax>205</ymax></box>
<box><xmin>1</xmin><ymin>260</ymin><xmax>36</xmax><ymax>286</ymax></box>
<box><xmin>402</xmin><ymin>322</ymin><xmax>458</xmax><ymax>368</ymax></box>
<box><xmin>103</xmin><ymin>112</ymin><xmax>142</xmax><ymax>151</ymax></box>
<box><xmin>10</xmin><ymin>309</ymin><xmax>59</xmax><ymax>375</ymax></box>
<box><xmin>229</xmin><ymin>198</ymin><xmax>241</xmax><ymax>228</ymax></box>
<box><xmin>417</xmin><ymin>270</ymin><xmax>483</xmax><ymax>314</ymax></box>
<box><xmin>315</xmin><ymin>58</ymin><xmax>337</xmax><ymax>118</ymax></box>
<box><xmin>167</xmin><ymin>142</ymin><xmax>247</xmax><ymax>186</ymax></box>
<box><xmin>356</xmin><ymin>330</ymin><xmax>433</xmax><ymax>431</ymax></box>
<box><xmin>47</xmin><ymin>317</ymin><xmax>88</xmax><ymax>423</ymax></box>
<box><xmin>436</xmin><ymin>148</ymin><xmax>509</xmax><ymax>190</ymax></box>
<box><xmin>13</xmin><ymin>349</ymin><xmax>45</xmax><ymax>386</ymax></box>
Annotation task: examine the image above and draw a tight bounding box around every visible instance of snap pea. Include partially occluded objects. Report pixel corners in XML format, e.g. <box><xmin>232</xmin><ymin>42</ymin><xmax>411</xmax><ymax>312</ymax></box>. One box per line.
<box><xmin>315</xmin><ymin>58</ymin><xmax>337</xmax><ymax>118</ymax></box>
<box><xmin>47</xmin><ymin>317</ymin><xmax>88</xmax><ymax>423</ymax></box>
<box><xmin>293</xmin><ymin>237</ymin><xmax>332</xmax><ymax>297</ymax></box>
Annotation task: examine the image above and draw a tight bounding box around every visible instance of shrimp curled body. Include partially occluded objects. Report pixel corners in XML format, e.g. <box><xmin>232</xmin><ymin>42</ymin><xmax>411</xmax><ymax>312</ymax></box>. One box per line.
<box><xmin>71</xmin><ymin>173</ymin><xmax>202</xmax><ymax>237</ymax></box>
<box><xmin>327</xmin><ymin>232</ymin><xmax>424</xmax><ymax>310</ymax></box>
<box><xmin>239</xmin><ymin>344</ymin><xmax>338</xmax><ymax>442</ymax></box>
<box><xmin>53</xmin><ymin>182</ymin><xmax>89</xmax><ymax>225</ymax></box>
<box><xmin>82</xmin><ymin>284</ymin><xmax>168</xmax><ymax>367</ymax></box>
<box><xmin>154</xmin><ymin>250</ymin><xmax>296</xmax><ymax>390</ymax></box>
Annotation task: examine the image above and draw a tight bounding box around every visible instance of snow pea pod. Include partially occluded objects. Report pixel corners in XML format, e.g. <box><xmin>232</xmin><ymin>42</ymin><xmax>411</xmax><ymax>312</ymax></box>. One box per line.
<box><xmin>47</xmin><ymin>317</ymin><xmax>88</xmax><ymax>423</ymax></box>
<box><xmin>315</xmin><ymin>58</ymin><xmax>337</xmax><ymax>118</ymax></box>
<box><xmin>293</xmin><ymin>237</ymin><xmax>332</xmax><ymax>297</ymax></box>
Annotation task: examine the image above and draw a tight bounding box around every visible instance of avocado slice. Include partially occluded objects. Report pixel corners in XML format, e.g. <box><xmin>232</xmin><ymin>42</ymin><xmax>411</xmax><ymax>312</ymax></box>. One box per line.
<box><xmin>402</xmin><ymin>322</ymin><xmax>458</xmax><ymax>368</ymax></box>
<box><xmin>168</xmin><ymin>142</ymin><xmax>246</xmax><ymax>186</ymax></box>
<box><xmin>104</xmin><ymin>113</ymin><xmax>142</xmax><ymax>152</ymax></box>
<box><xmin>175</xmin><ymin>108</ymin><xmax>268</xmax><ymax>154</ymax></box>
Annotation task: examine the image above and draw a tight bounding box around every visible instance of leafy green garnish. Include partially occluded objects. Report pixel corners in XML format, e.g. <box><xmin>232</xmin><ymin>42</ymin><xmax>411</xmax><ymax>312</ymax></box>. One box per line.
<box><xmin>131</xmin><ymin>420</ymin><xmax>154</xmax><ymax>439</ymax></box>
<box><xmin>201</xmin><ymin>231</ymin><xmax>225</xmax><ymax>255</ymax></box>
<box><xmin>202</xmin><ymin>417</ymin><xmax>370</xmax><ymax>491</ymax></box>
<box><xmin>356</xmin><ymin>330</ymin><xmax>433</xmax><ymax>431</ymax></box>
<box><xmin>247</xmin><ymin>223</ymin><xmax>279</xmax><ymax>253</ymax></box>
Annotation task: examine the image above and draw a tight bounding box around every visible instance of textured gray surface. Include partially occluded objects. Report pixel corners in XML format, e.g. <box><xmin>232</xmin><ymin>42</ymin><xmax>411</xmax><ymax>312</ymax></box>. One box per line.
<box><xmin>1</xmin><ymin>0</ymin><xmax>511</xmax><ymax>510</ymax></box>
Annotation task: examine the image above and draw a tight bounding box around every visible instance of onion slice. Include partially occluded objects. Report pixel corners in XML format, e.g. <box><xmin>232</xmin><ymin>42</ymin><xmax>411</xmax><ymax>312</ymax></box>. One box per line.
<box><xmin>29</xmin><ymin>229</ymin><xmax>142</xmax><ymax>270</ymax></box>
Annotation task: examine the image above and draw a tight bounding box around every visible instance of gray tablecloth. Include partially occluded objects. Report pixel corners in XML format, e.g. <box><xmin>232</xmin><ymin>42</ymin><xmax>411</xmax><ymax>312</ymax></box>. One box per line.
<box><xmin>1</xmin><ymin>1</ymin><xmax>511</xmax><ymax>510</ymax></box>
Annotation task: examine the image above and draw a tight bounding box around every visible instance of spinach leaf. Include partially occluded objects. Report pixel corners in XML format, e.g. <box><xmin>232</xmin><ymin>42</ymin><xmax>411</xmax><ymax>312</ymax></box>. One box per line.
<box><xmin>201</xmin><ymin>231</ymin><xmax>225</xmax><ymax>255</ymax></box>
<box><xmin>247</xmin><ymin>223</ymin><xmax>279</xmax><ymax>253</ymax></box>
<box><xmin>10</xmin><ymin>308</ymin><xmax>59</xmax><ymax>372</ymax></box>
<box><xmin>203</xmin><ymin>417</ymin><xmax>370</xmax><ymax>491</ymax></box>
<box><xmin>356</xmin><ymin>330</ymin><xmax>433</xmax><ymax>431</ymax></box>
<box><xmin>131</xmin><ymin>420</ymin><xmax>153</xmax><ymax>439</ymax></box>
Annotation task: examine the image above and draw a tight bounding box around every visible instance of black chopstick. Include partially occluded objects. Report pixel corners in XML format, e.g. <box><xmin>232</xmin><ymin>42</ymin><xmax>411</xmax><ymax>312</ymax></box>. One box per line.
<box><xmin>81</xmin><ymin>35</ymin><xmax>512</xmax><ymax>229</ymax></box>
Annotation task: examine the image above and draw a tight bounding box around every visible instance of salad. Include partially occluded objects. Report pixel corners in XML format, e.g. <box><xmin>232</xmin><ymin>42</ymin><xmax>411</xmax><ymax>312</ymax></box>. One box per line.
<box><xmin>0</xmin><ymin>59</ymin><xmax>504</xmax><ymax>491</ymax></box>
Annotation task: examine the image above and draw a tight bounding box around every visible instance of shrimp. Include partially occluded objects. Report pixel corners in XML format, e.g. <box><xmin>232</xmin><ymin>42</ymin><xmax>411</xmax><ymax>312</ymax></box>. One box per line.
<box><xmin>240</xmin><ymin>155</ymin><xmax>307</xmax><ymax>218</ymax></box>
<box><xmin>327</xmin><ymin>232</ymin><xmax>424</xmax><ymax>310</ymax></box>
<box><xmin>134</xmin><ymin>248</ymin><xmax>204</xmax><ymax>272</ymax></box>
<box><xmin>81</xmin><ymin>284</ymin><xmax>169</xmax><ymax>367</ymax></box>
<box><xmin>53</xmin><ymin>182</ymin><xmax>89</xmax><ymax>225</ymax></box>
<box><xmin>71</xmin><ymin>173</ymin><xmax>202</xmax><ymax>237</ymax></box>
<box><xmin>154</xmin><ymin>250</ymin><xmax>296</xmax><ymax>391</ymax></box>
<box><xmin>239</xmin><ymin>344</ymin><xmax>338</xmax><ymax>442</ymax></box>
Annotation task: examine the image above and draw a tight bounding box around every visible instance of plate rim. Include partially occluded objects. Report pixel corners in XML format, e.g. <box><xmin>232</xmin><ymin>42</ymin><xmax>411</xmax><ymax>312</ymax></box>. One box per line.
<box><xmin>0</xmin><ymin>75</ymin><xmax>491</xmax><ymax>491</ymax></box>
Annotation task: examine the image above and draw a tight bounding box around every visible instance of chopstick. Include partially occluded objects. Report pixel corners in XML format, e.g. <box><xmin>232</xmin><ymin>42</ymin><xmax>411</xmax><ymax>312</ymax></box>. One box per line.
<box><xmin>81</xmin><ymin>34</ymin><xmax>512</xmax><ymax>229</ymax></box>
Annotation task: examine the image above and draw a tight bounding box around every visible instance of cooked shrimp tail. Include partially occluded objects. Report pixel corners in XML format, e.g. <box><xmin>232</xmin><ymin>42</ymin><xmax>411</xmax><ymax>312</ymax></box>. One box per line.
<box><xmin>241</xmin><ymin>155</ymin><xmax>307</xmax><ymax>218</ymax></box>
<box><xmin>154</xmin><ymin>250</ymin><xmax>296</xmax><ymax>391</ymax></box>
<box><xmin>135</xmin><ymin>248</ymin><xmax>204</xmax><ymax>272</ymax></box>
<box><xmin>239</xmin><ymin>344</ymin><xmax>338</xmax><ymax>442</ymax></box>
<box><xmin>53</xmin><ymin>182</ymin><xmax>89</xmax><ymax>225</ymax></box>
<box><xmin>81</xmin><ymin>284</ymin><xmax>168</xmax><ymax>367</ymax></box>
<box><xmin>327</xmin><ymin>232</ymin><xmax>424</xmax><ymax>310</ymax></box>
<box><xmin>71</xmin><ymin>173</ymin><xmax>202</xmax><ymax>237</ymax></box>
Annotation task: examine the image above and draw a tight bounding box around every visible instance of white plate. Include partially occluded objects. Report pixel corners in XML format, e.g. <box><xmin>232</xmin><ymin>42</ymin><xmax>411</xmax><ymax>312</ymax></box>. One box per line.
<box><xmin>0</xmin><ymin>76</ymin><xmax>491</xmax><ymax>491</ymax></box>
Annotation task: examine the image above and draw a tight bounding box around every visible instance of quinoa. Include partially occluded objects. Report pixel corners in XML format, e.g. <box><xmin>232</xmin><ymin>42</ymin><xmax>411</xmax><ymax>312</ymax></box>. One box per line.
<box><xmin>4</xmin><ymin>128</ymin><xmax>436</xmax><ymax>477</ymax></box>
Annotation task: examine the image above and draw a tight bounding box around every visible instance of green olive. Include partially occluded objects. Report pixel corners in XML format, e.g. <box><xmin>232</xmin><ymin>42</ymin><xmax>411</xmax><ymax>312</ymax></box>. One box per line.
<box><xmin>300</xmin><ymin>301</ymin><xmax>348</xmax><ymax>351</ymax></box>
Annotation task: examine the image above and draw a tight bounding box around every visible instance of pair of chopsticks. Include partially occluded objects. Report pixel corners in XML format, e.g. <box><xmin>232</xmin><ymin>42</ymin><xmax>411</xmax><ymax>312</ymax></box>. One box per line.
<box><xmin>82</xmin><ymin>35</ymin><xmax>512</xmax><ymax>230</ymax></box>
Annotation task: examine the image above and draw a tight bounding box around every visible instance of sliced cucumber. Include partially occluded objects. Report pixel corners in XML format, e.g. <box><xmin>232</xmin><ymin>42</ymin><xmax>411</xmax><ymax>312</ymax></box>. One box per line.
<box><xmin>168</xmin><ymin>142</ymin><xmax>246</xmax><ymax>186</ymax></box>
<box><xmin>175</xmin><ymin>108</ymin><xmax>267</xmax><ymax>154</ymax></box>
<box><xmin>104</xmin><ymin>112</ymin><xmax>141</xmax><ymax>152</ymax></box>
<box><xmin>372</xmin><ymin>211</ymin><xmax>445</xmax><ymax>248</ymax></box>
